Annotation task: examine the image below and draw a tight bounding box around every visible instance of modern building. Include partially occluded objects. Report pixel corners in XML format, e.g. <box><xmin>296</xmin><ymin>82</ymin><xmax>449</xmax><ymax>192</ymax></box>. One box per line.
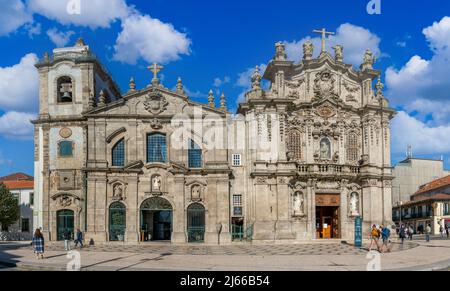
<box><xmin>0</xmin><ymin>173</ymin><xmax>34</xmax><ymax>239</ymax></box>
<box><xmin>392</xmin><ymin>156</ymin><xmax>449</xmax><ymax>206</ymax></box>
<box><xmin>393</xmin><ymin>175</ymin><xmax>450</xmax><ymax>234</ymax></box>
<box><xmin>33</xmin><ymin>35</ymin><xmax>395</xmax><ymax>244</ymax></box>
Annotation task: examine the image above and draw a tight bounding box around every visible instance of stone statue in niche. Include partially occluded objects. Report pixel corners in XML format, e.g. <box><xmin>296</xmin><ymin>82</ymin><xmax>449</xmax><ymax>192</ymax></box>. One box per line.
<box><xmin>293</xmin><ymin>191</ymin><xmax>305</xmax><ymax>216</ymax></box>
<box><xmin>152</xmin><ymin>175</ymin><xmax>162</xmax><ymax>192</ymax></box>
<box><xmin>191</xmin><ymin>185</ymin><xmax>201</xmax><ymax>201</ymax></box>
<box><xmin>349</xmin><ymin>192</ymin><xmax>359</xmax><ymax>216</ymax></box>
<box><xmin>113</xmin><ymin>184</ymin><xmax>124</xmax><ymax>200</ymax></box>
<box><xmin>320</xmin><ymin>138</ymin><xmax>331</xmax><ymax>160</ymax></box>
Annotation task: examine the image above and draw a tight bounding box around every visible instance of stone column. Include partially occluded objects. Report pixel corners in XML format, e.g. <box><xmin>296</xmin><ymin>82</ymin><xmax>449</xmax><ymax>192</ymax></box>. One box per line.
<box><xmin>126</xmin><ymin>175</ymin><xmax>139</xmax><ymax>243</ymax></box>
<box><xmin>217</xmin><ymin>176</ymin><xmax>231</xmax><ymax>244</ymax></box>
<box><xmin>172</xmin><ymin>175</ymin><xmax>186</xmax><ymax>243</ymax></box>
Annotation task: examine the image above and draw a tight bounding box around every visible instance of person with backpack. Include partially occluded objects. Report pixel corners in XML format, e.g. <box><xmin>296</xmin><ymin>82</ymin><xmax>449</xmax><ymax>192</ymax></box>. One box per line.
<box><xmin>368</xmin><ymin>224</ymin><xmax>381</xmax><ymax>252</ymax></box>
<box><xmin>380</xmin><ymin>225</ymin><xmax>391</xmax><ymax>253</ymax></box>
<box><xmin>399</xmin><ymin>224</ymin><xmax>406</xmax><ymax>244</ymax></box>
<box><xmin>74</xmin><ymin>228</ymin><xmax>84</xmax><ymax>249</ymax></box>
<box><xmin>425</xmin><ymin>224</ymin><xmax>432</xmax><ymax>242</ymax></box>
<box><xmin>32</xmin><ymin>228</ymin><xmax>45</xmax><ymax>260</ymax></box>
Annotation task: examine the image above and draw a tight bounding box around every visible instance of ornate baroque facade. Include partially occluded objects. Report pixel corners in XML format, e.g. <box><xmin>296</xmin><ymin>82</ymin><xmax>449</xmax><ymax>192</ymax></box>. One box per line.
<box><xmin>33</xmin><ymin>34</ymin><xmax>395</xmax><ymax>244</ymax></box>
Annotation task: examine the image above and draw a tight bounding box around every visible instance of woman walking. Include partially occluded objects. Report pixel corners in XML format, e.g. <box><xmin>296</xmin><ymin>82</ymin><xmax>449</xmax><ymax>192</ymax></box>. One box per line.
<box><xmin>32</xmin><ymin>229</ymin><xmax>45</xmax><ymax>260</ymax></box>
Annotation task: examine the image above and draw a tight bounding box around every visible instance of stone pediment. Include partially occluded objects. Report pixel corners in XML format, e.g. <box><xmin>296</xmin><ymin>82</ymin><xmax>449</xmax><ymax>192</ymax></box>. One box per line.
<box><xmin>84</xmin><ymin>86</ymin><xmax>226</xmax><ymax>117</ymax></box>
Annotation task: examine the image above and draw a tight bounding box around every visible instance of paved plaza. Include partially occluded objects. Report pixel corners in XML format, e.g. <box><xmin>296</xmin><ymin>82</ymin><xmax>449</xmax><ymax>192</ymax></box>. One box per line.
<box><xmin>1</xmin><ymin>236</ymin><xmax>449</xmax><ymax>271</ymax></box>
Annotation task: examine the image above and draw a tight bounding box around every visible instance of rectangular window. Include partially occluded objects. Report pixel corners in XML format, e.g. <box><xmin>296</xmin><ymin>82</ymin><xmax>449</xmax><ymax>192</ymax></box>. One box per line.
<box><xmin>188</xmin><ymin>140</ymin><xmax>202</xmax><ymax>168</ymax></box>
<box><xmin>444</xmin><ymin>203</ymin><xmax>449</xmax><ymax>216</ymax></box>
<box><xmin>233</xmin><ymin>194</ymin><xmax>242</xmax><ymax>206</ymax></box>
<box><xmin>29</xmin><ymin>192</ymin><xmax>34</xmax><ymax>206</ymax></box>
<box><xmin>147</xmin><ymin>133</ymin><xmax>167</xmax><ymax>163</ymax></box>
<box><xmin>232</xmin><ymin>154</ymin><xmax>242</xmax><ymax>166</ymax></box>
<box><xmin>59</xmin><ymin>141</ymin><xmax>73</xmax><ymax>157</ymax></box>
<box><xmin>21</xmin><ymin>218</ymin><xmax>30</xmax><ymax>232</ymax></box>
<box><xmin>233</xmin><ymin>207</ymin><xmax>243</xmax><ymax>216</ymax></box>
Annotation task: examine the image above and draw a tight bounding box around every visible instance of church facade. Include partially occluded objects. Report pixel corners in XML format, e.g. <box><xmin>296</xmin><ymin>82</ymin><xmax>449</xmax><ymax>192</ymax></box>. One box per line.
<box><xmin>33</xmin><ymin>34</ymin><xmax>395</xmax><ymax>244</ymax></box>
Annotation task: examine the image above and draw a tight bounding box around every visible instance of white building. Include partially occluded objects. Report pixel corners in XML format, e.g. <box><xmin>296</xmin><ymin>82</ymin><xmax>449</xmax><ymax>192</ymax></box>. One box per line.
<box><xmin>0</xmin><ymin>173</ymin><xmax>34</xmax><ymax>239</ymax></box>
<box><xmin>392</xmin><ymin>157</ymin><xmax>449</xmax><ymax>206</ymax></box>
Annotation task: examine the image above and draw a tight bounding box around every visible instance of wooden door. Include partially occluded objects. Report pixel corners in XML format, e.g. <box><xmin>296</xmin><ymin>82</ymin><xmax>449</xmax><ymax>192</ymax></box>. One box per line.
<box><xmin>322</xmin><ymin>216</ymin><xmax>332</xmax><ymax>239</ymax></box>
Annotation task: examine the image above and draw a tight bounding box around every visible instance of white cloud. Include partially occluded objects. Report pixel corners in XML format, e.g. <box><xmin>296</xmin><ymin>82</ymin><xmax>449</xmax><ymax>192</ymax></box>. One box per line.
<box><xmin>113</xmin><ymin>13</ymin><xmax>191</xmax><ymax>64</ymax></box>
<box><xmin>386</xmin><ymin>16</ymin><xmax>450</xmax><ymax>126</ymax></box>
<box><xmin>213</xmin><ymin>76</ymin><xmax>230</xmax><ymax>87</ymax></box>
<box><xmin>391</xmin><ymin>111</ymin><xmax>450</xmax><ymax>155</ymax></box>
<box><xmin>396</xmin><ymin>41</ymin><xmax>406</xmax><ymax>48</ymax></box>
<box><xmin>0</xmin><ymin>53</ymin><xmax>39</xmax><ymax>112</ymax></box>
<box><xmin>0</xmin><ymin>111</ymin><xmax>36</xmax><ymax>140</ymax></box>
<box><xmin>27</xmin><ymin>0</ymin><xmax>129</xmax><ymax>29</ymax></box>
<box><xmin>284</xmin><ymin>23</ymin><xmax>381</xmax><ymax>67</ymax></box>
<box><xmin>0</xmin><ymin>0</ymin><xmax>33</xmax><ymax>36</ymax></box>
<box><xmin>47</xmin><ymin>28</ymin><xmax>75</xmax><ymax>47</ymax></box>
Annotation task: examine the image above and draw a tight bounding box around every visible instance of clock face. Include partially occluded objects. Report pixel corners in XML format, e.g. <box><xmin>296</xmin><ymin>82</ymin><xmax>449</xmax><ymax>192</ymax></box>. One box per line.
<box><xmin>316</xmin><ymin>105</ymin><xmax>335</xmax><ymax>118</ymax></box>
<box><xmin>59</xmin><ymin>127</ymin><xmax>72</xmax><ymax>139</ymax></box>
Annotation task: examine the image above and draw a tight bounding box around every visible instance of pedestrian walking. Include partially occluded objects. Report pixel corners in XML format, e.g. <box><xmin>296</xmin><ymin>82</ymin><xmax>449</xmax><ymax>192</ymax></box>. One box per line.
<box><xmin>439</xmin><ymin>225</ymin><xmax>445</xmax><ymax>239</ymax></box>
<box><xmin>63</xmin><ymin>230</ymin><xmax>72</xmax><ymax>251</ymax></box>
<box><xmin>368</xmin><ymin>224</ymin><xmax>381</xmax><ymax>252</ymax></box>
<box><xmin>425</xmin><ymin>224</ymin><xmax>432</xmax><ymax>242</ymax></box>
<box><xmin>32</xmin><ymin>229</ymin><xmax>45</xmax><ymax>260</ymax></box>
<box><xmin>380</xmin><ymin>225</ymin><xmax>391</xmax><ymax>253</ymax></box>
<box><xmin>445</xmin><ymin>224</ymin><xmax>449</xmax><ymax>239</ymax></box>
<box><xmin>399</xmin><ymin>224</ymin><xmax>406</xmax><ymax>244</ymax></box>
<box><xmin>408</xmin><ymin>225</ymin><xmax>414</xmax><ymax>241</ymax></box>
<box><xmin>74</xmin><ymin>228</ymin><xmax>84</xmax><ymax>249</ymax></box>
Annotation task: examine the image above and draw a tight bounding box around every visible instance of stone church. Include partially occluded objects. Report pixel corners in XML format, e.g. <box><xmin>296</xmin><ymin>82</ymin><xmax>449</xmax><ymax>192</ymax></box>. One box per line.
<box><xmin>33</xmin><ymin>32</ymin><xmax>395</xmax><ymax>244</ymax></box>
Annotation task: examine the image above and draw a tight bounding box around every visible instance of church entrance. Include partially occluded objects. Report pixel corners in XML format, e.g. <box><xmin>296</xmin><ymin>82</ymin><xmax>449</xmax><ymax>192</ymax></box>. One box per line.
<box><xmin>140</xmin><ymin>197</ymin><xmax>173</xmax><ymax>242</ymax></box>
<box><xmin>315</xmin><ymin>194</ymin><xmax>340</xmax><ymax>239</ymax></box>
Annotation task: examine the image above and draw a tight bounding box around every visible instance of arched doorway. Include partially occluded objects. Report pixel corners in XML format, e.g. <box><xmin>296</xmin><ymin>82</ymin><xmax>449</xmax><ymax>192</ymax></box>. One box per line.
<box><xmin>109</xmin><ymin>202</ymin><xmax>126</xmax><ymax>241</ymax></box>
<box><xmin>57</xmin><ymin>210</ymin><xmax>74</xmax><ymax>241</ymax></box>
<box><xmin>140</xmin><ymin>197</ymin><xmax>172</xmax><ymax>241</ymax></box>
<box><xmin>187</xmin><ymin>203</ymin><xmax>205</xmax><ymax>243</ymax></box>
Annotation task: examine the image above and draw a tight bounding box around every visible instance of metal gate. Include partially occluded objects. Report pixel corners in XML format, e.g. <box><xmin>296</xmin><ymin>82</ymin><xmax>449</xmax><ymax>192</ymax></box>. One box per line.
<box><xmin>109</xmin><ymin>202</ymin><xmax>126</xmax><ymax>241</ymax></box>
<box><xmin>57</xmin><ymin>210</ymin><xmax>74</xmax><ymax>241</ymax></box>
<box><xmin>187</xmin><ymin>203</ymin><xmax>205</xmax><ymax>243</ymax></box>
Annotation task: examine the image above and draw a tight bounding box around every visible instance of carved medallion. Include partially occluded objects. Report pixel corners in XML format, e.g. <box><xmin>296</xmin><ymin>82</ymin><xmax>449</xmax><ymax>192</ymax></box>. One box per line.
<box><xmin>59</xmin><ymin>128</ymin><xmax>72</xmax><ymax>139</ymax></box>
<box><xmin>316</xmin><ymin>104</ymin><xmax>336</xmax><ymax>118</ymax></box>
<box><xmin>144</xmin><ymin>89</ymin><xmax>169</xmax><ymax>115</ymax></box>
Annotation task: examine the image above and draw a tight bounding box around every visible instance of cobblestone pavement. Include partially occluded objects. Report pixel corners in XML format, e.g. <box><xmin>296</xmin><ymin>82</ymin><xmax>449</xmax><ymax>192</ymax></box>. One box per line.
<box><xmin>31</xmin><ymin>240</ymin><xmax>417</xmax><ymax>256</ymax></box>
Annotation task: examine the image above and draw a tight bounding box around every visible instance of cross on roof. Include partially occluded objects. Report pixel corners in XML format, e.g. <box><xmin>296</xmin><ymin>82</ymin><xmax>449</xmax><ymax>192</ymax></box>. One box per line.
<box><xmin>313</xmin><ymin>28</ymin><xmax>335</xmax><ymax>53</ymax></box>
<box><xmin>148</xmin><ymin>63</ymin><xmax>164</xmax><ymax>85</ymax></box>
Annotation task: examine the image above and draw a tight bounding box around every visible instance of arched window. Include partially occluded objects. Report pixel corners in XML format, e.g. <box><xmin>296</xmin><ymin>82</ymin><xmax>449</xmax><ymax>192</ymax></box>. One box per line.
<box><xmin>112</xmin><ymin>139</ymin><xmax>125</xmax><ymax>167</ymax></box>
<box><xmin>346</xmin><ymin>132</ymin><xmax>359</xmax><ymax>162</ymax></box>
<box><xmin>287</xmin><ymin>129</ymin><xmax>302</xmax><ymax>160</ymax></box>
<box><xmin>188</xmin><ymin>139</ymin><xmax>202</xmax><ymax>168</ymax></box>
<box><xmin>147</xmin><ymin>133</ymin><xmax>167</xmax><ymax>163</ymax></box>
<box><xmin>59</xmin><ymin>141</ymin><xmax>73</xmax><ymax>157</ymax></box>
<box><xmin>57</xmin><ymin>76</ymin><xmax>73</xmax><ymax>103</ymax></box>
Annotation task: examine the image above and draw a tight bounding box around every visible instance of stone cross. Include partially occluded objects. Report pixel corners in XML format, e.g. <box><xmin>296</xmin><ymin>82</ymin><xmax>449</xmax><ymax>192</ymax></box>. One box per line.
<box><xmin>148</xmin><ymin>63</ymin><xmax>163</xmax><ymax>86</ymax></box>
<box><xmin>313</xmin><ymin>28</ymin><xmax>335</xmax><ymax>53</ymax></box>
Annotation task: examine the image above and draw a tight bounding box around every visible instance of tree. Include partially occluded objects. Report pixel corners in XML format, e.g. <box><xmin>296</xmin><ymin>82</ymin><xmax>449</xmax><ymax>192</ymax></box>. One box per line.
<box><xmin>0</xmin><ymin>183</ymin><xmax>20</xmax><ymax>231</ymax></box>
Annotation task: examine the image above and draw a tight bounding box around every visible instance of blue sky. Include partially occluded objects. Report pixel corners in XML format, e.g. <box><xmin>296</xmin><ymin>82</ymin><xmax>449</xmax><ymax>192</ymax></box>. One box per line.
<box><xmin>1</xmin><ymin>0</ymin><xmax>450</xmax><ymax>176</ymax></box>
